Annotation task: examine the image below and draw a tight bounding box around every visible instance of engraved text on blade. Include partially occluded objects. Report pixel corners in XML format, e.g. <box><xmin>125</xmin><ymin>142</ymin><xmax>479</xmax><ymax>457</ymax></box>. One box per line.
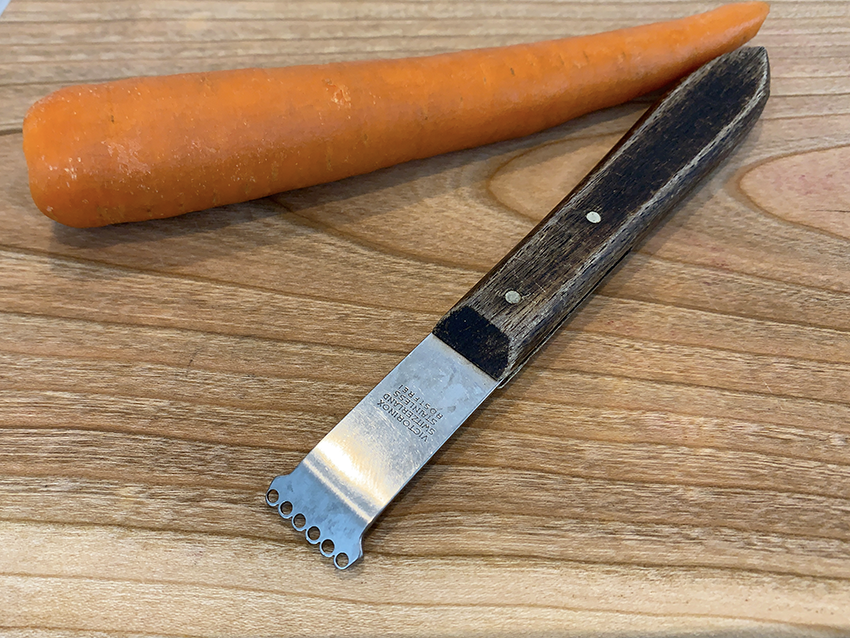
<box><xmin>376</xmin><ymin>383</ymin><xmax>444</xmax><ymax>442</ymax></box>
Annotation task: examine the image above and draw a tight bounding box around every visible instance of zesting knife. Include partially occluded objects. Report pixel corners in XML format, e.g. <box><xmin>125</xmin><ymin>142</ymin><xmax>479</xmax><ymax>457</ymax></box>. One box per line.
<box><xmin>266</xmin><ymin>46</ymin><xmax>770</xmax><ymax>569</ymax></box>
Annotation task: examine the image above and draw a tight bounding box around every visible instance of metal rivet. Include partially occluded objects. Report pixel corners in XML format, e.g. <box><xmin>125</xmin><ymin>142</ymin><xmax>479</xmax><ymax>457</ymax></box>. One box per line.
<box><xmin>585</xmin><ymin>211</ymin><xmax>602</xmax><ymax>224</ymax></box>
<box><xmin>505</xmin><ymin>290</ymin><xmax>521</xmax><ymax>304</ymax></box>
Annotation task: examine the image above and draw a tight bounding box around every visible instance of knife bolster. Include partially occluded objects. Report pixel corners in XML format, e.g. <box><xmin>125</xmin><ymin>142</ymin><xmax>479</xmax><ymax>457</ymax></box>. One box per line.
<box><xmin>432</xmin><ymin>306</ymin><xmax>510</xmax><ymax>379</ymax></box>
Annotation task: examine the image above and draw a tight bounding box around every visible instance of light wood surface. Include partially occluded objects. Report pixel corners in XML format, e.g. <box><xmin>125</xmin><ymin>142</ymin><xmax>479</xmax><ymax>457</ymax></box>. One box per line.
<box><xmin>1</xmin><ymin>1</ymin><xmax>849</xmax><ymax>635</ymax></box>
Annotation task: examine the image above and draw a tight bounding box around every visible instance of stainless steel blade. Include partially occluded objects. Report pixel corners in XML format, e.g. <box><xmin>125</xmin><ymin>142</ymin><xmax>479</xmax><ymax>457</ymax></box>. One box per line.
<box><xmin>266</xmin><ymin>334</ymin><xmax>498</xmax><ymax>568</ymax></box>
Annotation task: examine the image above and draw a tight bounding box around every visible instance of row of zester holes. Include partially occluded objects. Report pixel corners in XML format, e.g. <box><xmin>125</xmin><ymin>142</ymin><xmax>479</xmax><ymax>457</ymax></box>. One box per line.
<box><xmin>267</xmin><ymin>489</ymin><xmax>349</xmax><ymax>568</ymax></box>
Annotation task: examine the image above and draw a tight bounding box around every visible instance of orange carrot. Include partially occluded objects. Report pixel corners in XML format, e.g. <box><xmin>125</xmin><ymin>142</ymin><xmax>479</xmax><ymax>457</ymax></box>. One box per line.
<box><xmin>23</xmin><ymin>2</ymin><xmax>769</xmax><ymax>228</ymax></box>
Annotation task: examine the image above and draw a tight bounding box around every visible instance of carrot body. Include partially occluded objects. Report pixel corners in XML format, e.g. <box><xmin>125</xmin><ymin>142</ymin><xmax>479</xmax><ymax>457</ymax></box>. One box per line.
<box><xmin>23</xmin><ymin>2</ymin><xmax>769</xmax><ymax>228</ymax></box>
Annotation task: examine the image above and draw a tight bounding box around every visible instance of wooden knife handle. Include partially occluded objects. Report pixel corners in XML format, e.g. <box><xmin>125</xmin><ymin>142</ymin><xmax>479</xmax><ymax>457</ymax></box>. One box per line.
<box><xmin>433</xmin><ymin>46</ymin><xmax>770</xmax><ymax>383</ymax></box>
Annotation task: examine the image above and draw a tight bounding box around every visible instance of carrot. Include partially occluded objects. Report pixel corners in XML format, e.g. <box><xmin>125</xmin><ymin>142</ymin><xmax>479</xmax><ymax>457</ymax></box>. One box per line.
<box><xmin>23</xmin><ymin>2</ymin><xmax>769</xmax><ymax>228</ymax></box>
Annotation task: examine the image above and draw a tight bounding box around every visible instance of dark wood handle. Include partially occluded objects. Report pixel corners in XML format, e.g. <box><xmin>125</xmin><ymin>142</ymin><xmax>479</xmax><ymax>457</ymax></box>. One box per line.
<box><xmin>433</xmin><ymin>46</ymin><xmax>770</xmax><ymax>382</ymax></box>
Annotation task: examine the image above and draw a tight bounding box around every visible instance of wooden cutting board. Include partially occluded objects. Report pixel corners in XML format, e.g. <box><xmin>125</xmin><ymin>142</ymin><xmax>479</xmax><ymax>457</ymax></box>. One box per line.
<box><xmin>1</xmin><ymin>1</ymin><xmax>849</xmax><ymax>634</ymax></box>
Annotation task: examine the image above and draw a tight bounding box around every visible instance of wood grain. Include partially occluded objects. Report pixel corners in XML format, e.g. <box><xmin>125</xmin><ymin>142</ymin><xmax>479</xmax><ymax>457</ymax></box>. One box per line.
<box><xmin>1</xmin><ymin>0</ymin><xmax>849</xmax><ymax>635</ymax></box>
<box><xmin>435</xmin><ymin>47</ymin><xmax>769</xmax><ymax>380</ymax></box>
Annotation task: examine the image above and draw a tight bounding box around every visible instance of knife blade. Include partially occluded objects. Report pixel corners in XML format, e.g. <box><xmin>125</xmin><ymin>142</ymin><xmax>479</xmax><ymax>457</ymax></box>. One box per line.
<box><xmin>266</xmin><ymin>46</ymin><xmax>770</xmax><ymax>569</ymax></box>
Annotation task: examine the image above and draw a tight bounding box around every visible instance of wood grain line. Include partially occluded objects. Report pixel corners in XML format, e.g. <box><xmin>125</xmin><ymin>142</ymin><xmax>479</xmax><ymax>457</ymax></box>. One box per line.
<box><xmin>275</xmin><ymin>207</ymin><xmax>488</xmax><ymax>272</ymax></box>
<box><xmin>3</xmin><ymin>346</ymin><xmax>845</xmax><ymax>412</ymax></box>
<box><xmin>8</xmin><ymin>506</ymin><xmax>850</xmax><ymax>566</ymax></box>
<box><xmin>4</xmin><ymin>385</ymin><xmax>848</xmax><ymax>461</ymax></box>
<box><xmin>5</xmin><ymin>435</ymin><xmax>850</xmax><ymax>503</ymax></box>
<box><xmin>0</xmin><ymin>310</ymin><xmax>412</xmax><ymax>358</ymax></box>
<box><xmin>5</xmin><ymin>514</ymin><xmax>850</xmax><ymax>592</ymax></box>
<box><xmin>730</xmin><ymin>147</ymin><xmax>850</xmax><ymax>245</ymax></box>
<box><xmin>3</xmin><ymin>236</ymin><xmax>848</xmax><ymax>336</ymax></box>
<box><xmin>4</xmin><ymin>350</ymin><xmax>844</xmax><ymax>406</ymax></box>
<box><xmin>0</xmin><ymin>317</ymin><xmax>842</xmax><ymax>374</ymax></box>
<box><xmin>2</xmin><ymin>568</ymin><xmax>845</xmax><ymax>624</ymax></box>
<box><xmin>4</xmin><ymin>415</ymin><xmax>850</xmax><ymax>477</ymax></box>
<box><xmin>6</xmin><ymin>536</ymin><xmax>850</xmax><ymax>585</ymax></box>
<box><xmin>595</xmin><ymin>290</ymin><xmax>850</xmax><ymax>334</ymax></box>
<box><xmin>0</xmin><ymin>244</ymin><xmax>452</xmax><ymax>316</ymax></box>
<box><xmin>632</xmin><ymin>251</ymin><xmax>850</xmax><ymax>299</ymax></box>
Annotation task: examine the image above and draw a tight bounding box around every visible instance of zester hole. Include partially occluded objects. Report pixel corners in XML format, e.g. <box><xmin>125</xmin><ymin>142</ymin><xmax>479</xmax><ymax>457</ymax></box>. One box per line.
<box><xmin>335</xmin><ymin>553</ymin><xmax>349</xmax><ymax>568</ymax></box>
<box><xmin>266</xmin><ymin>490</ymin><xmax>279</xmax><ymax>506</ymax></box>
<box><xmin>321</xmin><ymin>539</ymin><xmax>335</xmax><ymax>554</ymax></box>
<box><xmin>279</xmin><ymin>501</ymin><xmax>293</xmax><ymax>516</ymax></box>
<box><xmin>307</xmin><ymin>526</ymin><xmax>321</xmax><ymax>541</ymax></box>
<box><xmin>293</xmin><ymin>513</ymin><xmax>307</xmax><ymax>530</ymax></box>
